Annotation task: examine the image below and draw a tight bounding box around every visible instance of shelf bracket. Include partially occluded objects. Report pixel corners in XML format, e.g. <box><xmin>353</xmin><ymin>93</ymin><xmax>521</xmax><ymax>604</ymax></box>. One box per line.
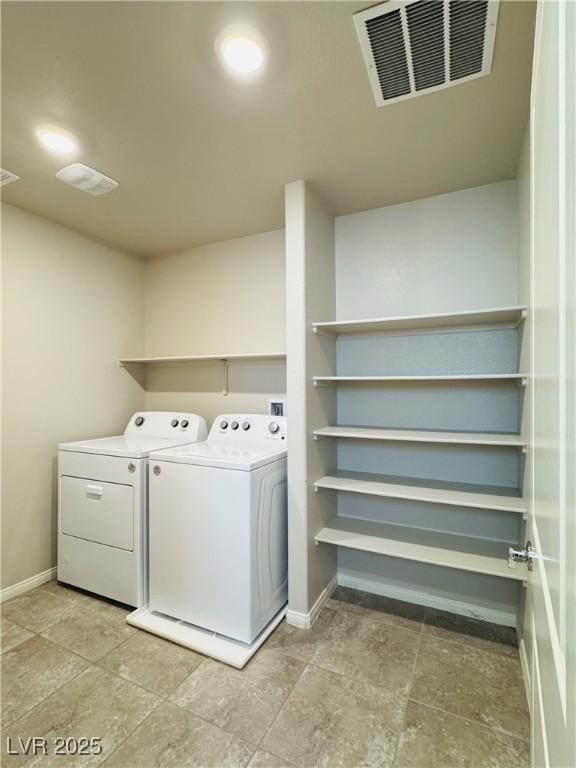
<box><xmin>221</xmin><ymin>359</ymin><xmax>229</xmax><ymax>396</ymax></box>
<box><xmin>313</xmin><ymin>326</ymin><xmax>336</xmax><ymax>340</ymax></box>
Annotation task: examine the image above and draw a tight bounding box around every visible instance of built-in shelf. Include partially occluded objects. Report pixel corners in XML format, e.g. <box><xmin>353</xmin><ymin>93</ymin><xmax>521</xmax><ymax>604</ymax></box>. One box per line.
<box><xmin>313</xmin><ymin>426</ymin><xmax>527</xmax><ymax>448</ymax></box>
<box><xmin>314</xmin><ymin>517</ymin><xmax>527</xmax><ymax>582</ymax></box>
<box><xmin>313</xmin><ymin>373</ymin><xmax>527</xmax><ymax>386</ymax></box>
<box><xmin>119</xmin><ymin>352</ymin><xmax>286</xmax><ymax>365</ymax></box>
<box><xmin>314</xmin><ymin>472</ymin><xmax>527</xmax><ymax>514</ymax></box>
<box><xmin>313</xmin><ymin>305</ymin><xmax>527</xmax><ymax>336</ymax></box>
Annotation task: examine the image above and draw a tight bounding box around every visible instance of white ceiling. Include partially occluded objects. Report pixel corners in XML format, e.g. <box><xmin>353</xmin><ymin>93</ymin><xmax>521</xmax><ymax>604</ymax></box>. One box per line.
<box><xmin>1</xmin><ymin>1</ymin><xmax>535</xmax><ymax>257</ymax></box>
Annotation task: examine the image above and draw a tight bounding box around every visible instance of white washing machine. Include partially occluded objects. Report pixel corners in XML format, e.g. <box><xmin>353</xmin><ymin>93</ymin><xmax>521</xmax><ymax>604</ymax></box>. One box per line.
<box><xmin>58</xmin><ymin>411</ymin><xmax>207</xmax><ymax>606</ymax></box>
<box><xmin>128</xmin><ymin>413</ymin><xmax>288</xmax><ymax>668</ymax></box>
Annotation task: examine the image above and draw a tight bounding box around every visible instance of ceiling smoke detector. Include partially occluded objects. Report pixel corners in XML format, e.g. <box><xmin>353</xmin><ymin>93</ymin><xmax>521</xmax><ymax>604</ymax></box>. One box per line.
<box><xmin>0</xmin><ymin>169</ymin><xmax>20</xmax><ymax>187</ymax></box>
<box><xmin>354</xmin><ymin>0</ymin><xmax>500</xmax><ymax>107</ymax></box>
<box><xmin>56</xmin><ymin>163</ymin><xmax>119</xmax><ymax>196</ymax></box>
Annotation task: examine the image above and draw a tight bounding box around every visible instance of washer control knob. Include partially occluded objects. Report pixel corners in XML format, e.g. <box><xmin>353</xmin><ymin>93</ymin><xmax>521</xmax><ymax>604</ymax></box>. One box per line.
<box><xmin>128</xmin><ymin>463</ymin><xmax>136</xmax><ymax>473</ymax></box>
<box><xmin>242</xmin><ymin>421</ymin><xmax>250</xmax><ymax>431</ymax></box>
<box><xmin>231</xmin><ymin>421</ymin><xmax>239</xmax><ymax>430</ymax></box>
<box><xmin>152</xmin><ymin>465</ymin><xmax>161</xmax><ymax>476</ymax></box>
<box><xmin>268</xmin><ymin>422</ymin><xmax>280</xmax><ymax>434</ymax></box>
<box><xmin>181</xmin><ymin>419</ymin><xmax>189</xmax><ymax>428</ymax></box>
<box><xmin>135</xmin><ymin>416</ymin><xmax>145</xmax><ymax>427</ymax></box>
<box><xmin>171</xmin><ymin>419</ymin><xmax>179</xmax><ymax>428</ymax></box>
<box><xmin>220</xmin><ymin>420</ymin><xmax>229</xmax><ymax>430</ymax></box>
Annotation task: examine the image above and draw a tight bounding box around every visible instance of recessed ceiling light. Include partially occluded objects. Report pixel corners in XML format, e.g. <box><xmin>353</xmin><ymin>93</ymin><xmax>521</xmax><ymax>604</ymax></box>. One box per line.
<box><xmin>221</xmin><ymin>37</ymin><xmax>263</xmax><ymax>73</ymax></box>
<box><xmin>35</xmin><ymin>127</ymin><xmax>77</xmax><ymax>154</ymax></box>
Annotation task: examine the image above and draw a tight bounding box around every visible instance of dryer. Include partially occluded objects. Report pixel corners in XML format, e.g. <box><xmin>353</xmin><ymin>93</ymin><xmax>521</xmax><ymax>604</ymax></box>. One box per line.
<box><xmin>128</xmin><ymin>413</ymin><xmax>287</xmax><ymax>667</ymax></box>
<box><xmin>58</xmin><ymin>411</ymin><xmax>207</xmax><ymax>606</ymax></box>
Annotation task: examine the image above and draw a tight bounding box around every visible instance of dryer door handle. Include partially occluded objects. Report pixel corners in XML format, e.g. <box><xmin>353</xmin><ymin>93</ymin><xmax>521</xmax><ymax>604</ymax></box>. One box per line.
<box><xmin>85</xmin><ymin>484</ymin><xmax>103</xmax><ymax>498</ymax></box>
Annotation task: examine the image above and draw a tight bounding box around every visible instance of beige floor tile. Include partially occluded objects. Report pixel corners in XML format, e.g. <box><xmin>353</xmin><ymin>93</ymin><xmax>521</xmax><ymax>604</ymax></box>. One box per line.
<box><xmin>248</xmin><ymin>750</ymin><xmax>295</xmax><ymax>767</ymax></box>
<box><xmin>40</xmin><ymin>580</ymin><xmax>102</xmax><ymax>608</ymax></box>
<box><xmin>170</xmin><ymin>649</ymin><xmax>304</xmax><ymax>744</ymax></box>
<box><xmin>310</xmin><ymin>610</ymin><xmax>421</xmax><ymax>695</ymax></box>
<box><xmin>99</xmin><ymin>631</ymin><xmax>204</xmax><ymax>697</ymax></box>
<box><xmin>101</xmin><ymin>700</ymin><xmax>254</xmax><ymax>768</ymax></box>
<box><xmin>423</xmin><ymin>608</ymin><xmax>519</xmax><ymax>658</ymax></box>
<box><xmin>410</xmin><ymin>636</ymin><xmax>530</xmax><ymax>739</ymax></box>
<box><xmin>394</xmin><ymin>700</ymin><xmax>529</xmax><ymax>767</ymax></box>
<box><xmin>2</xmin><ymin>588</ymin><xmax>76</xmax><ymax>633</ymax></box>
<box><xmin>262</xmin><ymin>664</ymin><xmax>404</xmax><ymax>767</ymax></box>
<box><xmin>1</xmin><ymin>636</ymin><xmax>89</xmax><ymax>728</ymax></box>
<box><xmin>328</xmin><ymin>587</ymin><xmax>425</xmax><ymax>633</ymax></box>
<box><xmin>2</xmin><ymin>666</ymin><xmax>160</xmax><ymax>768</ymax></box>
<box><xmin>1</xmin><ymin>617</ymin><xmax>34</xmax><ymax>654</ymax></box>
<box><xmin>265</xmin><ymin>608</ymin><xmax>336</xmax><ymax>663</ymax></box>
<box><xmin>40</xmin><ymin>600</ymin><xmax>136</xmax><ymax>662</ymax></box>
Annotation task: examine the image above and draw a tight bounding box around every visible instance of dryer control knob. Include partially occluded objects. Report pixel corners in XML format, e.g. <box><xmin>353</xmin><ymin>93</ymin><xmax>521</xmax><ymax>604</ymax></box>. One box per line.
<box><xmin>269</xmin><ymin>422</ymin><xmax>280</xmax><ymax>434</ymax></box>
<box><xmin>242</xmin><ymin>421</ymin><xmax>250</xmax><ymax>431</ymax></box>
<box><xmin>220</xmin><ymin>420</ymin><xmax>229</xmax><ymax>430</ymax></box>
<box><xmin>152</xmin><ymin>465</ymin><xmax>161</xmax><ymax>476</ymax></box>
<box><xmin>171</xmin><ymin>419</ymin><xmax>179</xmax><ymax>428</ymax></box>
<box><xmin>181</xmin><ymin>419</ymin><xmax>189</xmax><ymax>428</ymax></box>
<box><xmin>231</xmin><ymin>421</ymin><xmax>239</xmax><ymax>430</ymax></box>
<box><xmin>135</xmin><ymin>416</ymin><xmax>145</xmax><ymax>427</ymax></box>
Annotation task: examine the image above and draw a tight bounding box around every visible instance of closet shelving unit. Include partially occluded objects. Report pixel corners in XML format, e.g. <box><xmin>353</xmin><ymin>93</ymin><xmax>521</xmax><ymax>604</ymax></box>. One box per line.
<box><xmin>311</xmin><ymin>304</ymin><xmax>528</xmax><ymax>583</ymax></box>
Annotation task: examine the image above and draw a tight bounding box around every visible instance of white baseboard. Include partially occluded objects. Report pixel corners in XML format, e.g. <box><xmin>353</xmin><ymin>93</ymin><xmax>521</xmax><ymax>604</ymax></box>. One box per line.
<box><xmin>286</xmin><ymin>575</ymin><xmax>337</xmax><ymax>630</ymax></box>
<box><xmin>519</xmin><ymin>637</ymin><xmax>531</xmax><ymax>711</ymax></box>
<box><xmin>338</xmin><ymin>572</ymin><xmax>516</xmax><ymax>627</ymax></box>
<box><xmin>1</xmin><ymin>567</ymin><xmax>57</xmax><ymax>603</ymax></box>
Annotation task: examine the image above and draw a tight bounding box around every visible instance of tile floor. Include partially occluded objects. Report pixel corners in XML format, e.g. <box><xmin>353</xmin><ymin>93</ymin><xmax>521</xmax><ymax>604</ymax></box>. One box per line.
<box><xmin>1</xmin><ymin>582</ymin><xmax>530</xmax><ymax>767</ymax></box>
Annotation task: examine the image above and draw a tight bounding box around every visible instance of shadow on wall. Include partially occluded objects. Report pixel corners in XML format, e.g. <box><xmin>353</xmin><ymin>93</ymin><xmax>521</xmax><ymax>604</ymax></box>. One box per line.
<box><xmin>122</xmin><ymin>359</ymin><xmax>286</xmax><ymax>395</ymax></box>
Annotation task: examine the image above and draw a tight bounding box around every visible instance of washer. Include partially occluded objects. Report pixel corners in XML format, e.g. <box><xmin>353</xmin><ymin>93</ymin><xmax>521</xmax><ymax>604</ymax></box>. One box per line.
<box><xmin>58</xmin><ymin>411</ymin><xmax>207</xmax><ymax>606</ymax></box>
<box><xmin>128</xmin><ymin>413</ymin><xmax>287</xmax><ymax>668</ymax></box>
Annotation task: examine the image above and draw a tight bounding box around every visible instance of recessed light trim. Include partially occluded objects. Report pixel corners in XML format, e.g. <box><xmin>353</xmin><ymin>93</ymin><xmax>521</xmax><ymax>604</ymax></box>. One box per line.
<box><xmin>216</xmin><ymin>25</ymin><xmax>267</xmax><ymax>77</ymax></box>
<box><xmin>222</xmin><ymin>37</ymin><xmax>263</xmax><ymax>73</ymax></box>
<box><xmin>35</xmin><ymin>126</ymin><xmax>77</xmax><ymax>154</ymax></box>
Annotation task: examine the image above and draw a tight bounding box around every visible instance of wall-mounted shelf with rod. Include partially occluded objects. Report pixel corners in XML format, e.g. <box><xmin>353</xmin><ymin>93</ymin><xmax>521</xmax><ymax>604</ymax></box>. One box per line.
<box><xmin>313</xmin><ymin>426</ymin><xmax>528</xmax><ymax>448</ymax></box>
<box><xmin>314</xmin><ymin>517</ymin><xmax>527</xmax><ymax>582</ymax></box>
<box><xmin>118</xmin><ymin>352</ymin><xmax>286</xmax><ymax>396</ymax></box>
<box><xmin>119</xmin><ymin>352</ymin><xmax>286</xmax><ymax>365</ymax></box>
<box><xmin>314</xmin><ymin>472</ymin><xmax>527</xmax><ymax>515</ymax></box>
<box><xmin>313</xmin><ymin>305</ymin><xmax>527</xmax><ymax>336</ymax></box>
<box><xmin>313</xmin><ymin>373</ymin><xmax>527</xmax><ymax>386</ymax></box>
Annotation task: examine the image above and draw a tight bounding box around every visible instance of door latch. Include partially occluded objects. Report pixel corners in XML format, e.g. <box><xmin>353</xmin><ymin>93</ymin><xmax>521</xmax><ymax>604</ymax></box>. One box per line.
<box><xmin>508</xmin><ymin>541</ymin><xmax>536</xmax><ymax>571</ymax></box>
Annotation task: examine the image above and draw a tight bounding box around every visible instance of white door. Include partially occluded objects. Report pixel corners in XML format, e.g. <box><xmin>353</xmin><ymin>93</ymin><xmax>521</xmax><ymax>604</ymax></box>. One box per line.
<box><xmin>529</xmin><ymin>1</ymin><xmax>575</xmax><ymax>766</ymax></box>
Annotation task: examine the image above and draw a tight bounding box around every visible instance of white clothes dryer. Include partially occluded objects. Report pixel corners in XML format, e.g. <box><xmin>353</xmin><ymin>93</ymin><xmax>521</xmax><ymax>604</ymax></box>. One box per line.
<box><xmin>58</xmin><ymin>411</ymin><xmax>207</xmax><ymax>606</ymax></box>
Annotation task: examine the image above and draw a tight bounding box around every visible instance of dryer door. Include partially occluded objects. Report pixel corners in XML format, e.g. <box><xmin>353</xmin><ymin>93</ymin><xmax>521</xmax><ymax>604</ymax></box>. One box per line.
<box><xmin>60</xmin><ymin>476</ymin><xmax>134</xmax><ymax>551</ymax></box>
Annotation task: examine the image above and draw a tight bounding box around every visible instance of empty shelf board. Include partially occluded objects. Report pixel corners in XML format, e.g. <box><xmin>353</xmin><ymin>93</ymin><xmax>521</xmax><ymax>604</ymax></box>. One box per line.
<box><xmin>314</xmin><ymin>517</ymin><xmax>527</xmax><ymax>582</ymax></box>
<box><xmin>313</xmin><ymin>374</ymin><xmax>526</xmax><ymax>385</ymax></box>
<box><xmin>313</xmin><ymin>306</ymin><xmax>527</xmax><ymax>336</ymax></box>
<box><xmin>119</xmin><ymin>352</ymin><xmax>286</xmax><ymax>365</ymax></box>
<box><xmin>314</xmin><ymin>472</ymin><xmax>527</xmax><ymax>514</ymax></box>
<box><xmin>313</xmin><ymin>426</ymin><xmax>527</xmax><ymax>448</ymax></box>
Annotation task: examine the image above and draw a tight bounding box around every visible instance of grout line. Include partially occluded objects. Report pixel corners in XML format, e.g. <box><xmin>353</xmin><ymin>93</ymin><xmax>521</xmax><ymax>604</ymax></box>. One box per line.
<box><xmin>1</xmin><ymin>644</ymin><xmax>94</xmax><ymax>730</ymax></box>
<box><xmin>407</xmin><ymin>697</ymin><xmax>530</xmax><ymax>743</ymax></box>
<box><xmin>329</xmin><ymin>602</ymin><xmax>425</xmax><ymax>637</ymax></box>
<box><xmin>91</xmin><ymin>691</ymin><xmax>165</xmax><ymax>766</ymax></box>
<box><xmin>394</xmin><ymin>620</ymin><xmax>424</xmax><ymax>759</ymax></box>
<box><xmin>252</xmin><ymin>660</ymin><xmax>308</xmax><ymax>752</ymax></box>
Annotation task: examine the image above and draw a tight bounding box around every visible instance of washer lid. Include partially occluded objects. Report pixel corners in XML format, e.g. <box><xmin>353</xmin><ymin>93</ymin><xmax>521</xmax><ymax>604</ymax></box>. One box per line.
<box><xmin>58</xmin><ymin>435</ymin><xmax>201</xmax><ymax>459</ymax></box>
<box><xmin>150</xmin><ymin>441</ymin><xmax>287</xmax><ymax>471</ymax></box>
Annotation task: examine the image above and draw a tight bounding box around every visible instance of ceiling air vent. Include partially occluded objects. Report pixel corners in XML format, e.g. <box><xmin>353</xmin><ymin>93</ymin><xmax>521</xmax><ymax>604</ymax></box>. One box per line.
<box><xmin>354</xmin><ymin>0</ymin><xmax>499</xmax><ymax>107</ymax></box>
<box><xmin>56</xmin><ymin>163</ymin><xmax>119</xmax><ymax>196</ymax></box>
<box><xmin>1</xmin><ymin>168</ymin><xmax>20</xmax><ymax>187</ymax></box>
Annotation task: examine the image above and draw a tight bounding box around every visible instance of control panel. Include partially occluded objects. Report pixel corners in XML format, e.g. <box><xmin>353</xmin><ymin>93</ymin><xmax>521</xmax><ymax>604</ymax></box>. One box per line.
<box><xmin>125</xmin><ymin>412</ymin><xmax>207</xmax><ymax>440</ymax></box>
<box><xmin>210</xmin><ymin>414</ymin><xmax>287</xmax><ymax>444</ymax></box>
